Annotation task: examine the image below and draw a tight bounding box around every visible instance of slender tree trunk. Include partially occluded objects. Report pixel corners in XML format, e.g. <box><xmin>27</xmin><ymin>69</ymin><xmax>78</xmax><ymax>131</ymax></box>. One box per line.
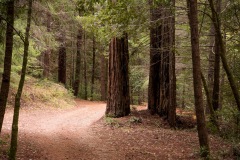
<box><xmin>58</xmin><ymin>34</ymin><xmax>66</xmax><ymax>85</ymax></box>
<box><xmin>208</xmin><ymin>0</ymin><xmax>240</xmax><ymax>112</ymax></box>
<box><xmin>167</xmin><ymin>0</ymin><xmax>176</xmax><ymax>126</ymax></box>
<box><xmin>106</xmin><ymin>33</ymin><xmax>130</xmax><ymax>117</ymax></box>
<box><xmin>219</xmin><ymin>72</ymin><xmax>224</xmax><ymax>109</ymax></box>
<box><xmin>206</xmin><ymin>25</ymin><xmax>215</xmax><ymax>114</ymax></box>
<box><xmin>74</xmin><ymin>29</ymin><xmax>82</xmax><ymax>96</ymax></box>
<box><xmin>212</xmin><ymin>0</ymin><xmax>221</xmax><ymax>111</ymax></box>
<box><xmin>43</xmin><ymin>50</ymin><xmax>50</xmax><ymax>78</ymax></box>
<box><xmin>0</xmin><ymin>0</ymin><xmax>14</xmax><ymax>133</ymax></box>
<box><xmin>91</xmin><ymin>35</ymin><xmax>96</xmax><ymax>100</ymax></box>
<box><xmin>100</xmin><ymin>54</ymin><xmax>107</xmax><ymax>101</ymax></box>
<box><xmin>83</xmin><ymin>31</ymin><xmax>87</xmax><ymax>100</ymax></box>
<box><xmin>187</xmin><ymin>0</ymin><xmax>210</xmax><ymax>157</ymax></box>
<box><xmin>201</xmin><ymin>72</ymin><xmax>219</xmax><ymax>131</ymax></box>
<box><xmin>9</xmin><ymin>0</ymin><xmax>32</xmax><ymax>159</ymax></box>
<box><xmin>43</xmin><ymin>12</ymin><xmax>51</xmax><ymax>78</ymax></box>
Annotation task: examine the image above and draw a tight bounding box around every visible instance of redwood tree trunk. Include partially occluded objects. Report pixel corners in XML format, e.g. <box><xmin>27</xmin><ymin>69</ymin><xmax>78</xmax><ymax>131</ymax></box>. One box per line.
<box><xmin>148</xmin><ymin>0</ymin><xmax>176</xmax><ymax>127</ymax></box>
<box><xmin>148</xmin><ymin>0</ymin><xmax>161</xmax><ymax>115</ymax></box>
<box><xmin>106</xmin><ymin>34</ymin><xmax>130</xmax><ymax>117</ymax></box>
<box><xmin>74</xmin><ymin>29</ymin><xmax>82</xmax><ymax>96</ymax></box>
<box><xmin>0</xmin><ymin>0</ymin><xmax>14</xmax><ymax>133</ymax></box>
<box><xmin>187</xmin><ymin>0</ymin><xmax>210</xmax><ymax>157</ymax></box>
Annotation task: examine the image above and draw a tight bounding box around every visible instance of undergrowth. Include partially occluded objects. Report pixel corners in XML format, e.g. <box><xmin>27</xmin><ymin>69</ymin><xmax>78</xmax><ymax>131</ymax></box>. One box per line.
<box><xmin>4</xmin><ymin>74</ymin><xmax>75</xmax><ymax>109</ymax></box>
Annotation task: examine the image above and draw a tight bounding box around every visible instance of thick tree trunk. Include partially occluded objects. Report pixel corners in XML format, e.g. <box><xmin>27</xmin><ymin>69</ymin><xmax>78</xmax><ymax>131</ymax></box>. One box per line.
<box><xmin>0</xmin><ymin>0</ymin><xmax>14</xmax><ymax>133</ymax></box>
<box><xmin>148</xmin><ymin>0</ymin><xmax>176</xmax><ymax>127</ymax></box>
<box><xmin>106</xmin><ymin>34</ymin><xmax>130</xmax><ymax>117</ymax></box>
<box><xmin>209</xmin><ymin>0</ymin><xmax>240</xmax><ymax>112</ymax></box>
<box><xmin>187</xmin><ymin>0</ymin><xmax>210</xmax><ymax>157</ymax></box>
<box><xmin>91</xmin><ymin>35</ymin><xmax>96</xmax><ymax>100</ymax></box>
<box><xmin>9</xmin><ymin>0</ymin><xmax>32</xmax><ymax>159</ymax></box>
<box><xmin>148</xmin><ymin>0</ymin><xmax>161</xmax><ymax>114</ymax></box>
<box><xmin>74</xmin><ymin>29</ymin><xmax>82</xmax><ymax>96</ymax></box>
<box><xmin>58</xmin><ymin>37</ymin><xmax>66</xmax><ymax>85</ymax></box>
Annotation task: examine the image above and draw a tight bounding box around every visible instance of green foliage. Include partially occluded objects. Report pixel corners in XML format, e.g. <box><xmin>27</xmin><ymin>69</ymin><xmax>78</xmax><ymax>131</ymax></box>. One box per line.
<box><xmin>199</xmin><ymin>146</ymin><xmax>210</xmax><ymax>158</ymax></box>
<box><xmin>21</xmin><ymin>77</ymin><xmax>75</xmax><ymax>109</ymax></box>
<box><xmin>206</xmin><ymin>120</ymin><xmax>219</xmax><ymax>134</ymax></box>
<box><xmin>104</xmin><ymin>116</ymin><xmax>120</xmax><ymax>127</ymax></box>
<box><xmin>217</xmin><ymin>107</ymin><xmax>240</xmax><ymax>142</ymax></box>
<box><xmin>129</xmin><ymin>116</ymin><xmax>142</xmax><ymax>124</ymax></box>
<box><xmin>78</xmin><ymin>0</ymin><xmax>149</xmax><ymax>39</ymax></box>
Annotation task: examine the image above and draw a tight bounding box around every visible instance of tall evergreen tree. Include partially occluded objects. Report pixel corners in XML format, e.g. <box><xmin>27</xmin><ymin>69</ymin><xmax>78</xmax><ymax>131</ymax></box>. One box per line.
<box><xmin>208</xmin><ymin>0</ymin><xmax>240</xmax><ymax>112</ymax></box>
<box><xmin>9</xmin><ymin>0</ymin><xmax>33</xmax><ymax>159</ymax></box>
<box><xmin>0</xmin><ymin>0</ymin><xmax>15</xmax><ymax>133</ymax></box>
<box><xmin>187</xmin><ymin>0</ymin><xmax>210</xmax><ymax>157</ymax></box>
<box><xmin>58</xmin><ymin>33</ymin><xmax>67</xmax><ymax>85</ymax></box>
<box><xmin>74</xmin><ymin>28</ymin><xmax>82</xmax><ymax>96</ymax></box>
<box><xmin>148</xmin><ymin>0</ymin><xmax>176</xmax><ymax>126</ymax></box>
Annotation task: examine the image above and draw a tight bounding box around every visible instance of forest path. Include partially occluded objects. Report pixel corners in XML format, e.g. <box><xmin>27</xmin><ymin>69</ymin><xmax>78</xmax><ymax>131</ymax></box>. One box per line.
<box><xmin>2</xmin><ymin>99</ymin><xmax>233</xmax><ymax>160</ymax></box>
<box><xmin>2</xmin><ymin>99</ymin><xmax>109</xmax><ymax>160</ymax></box>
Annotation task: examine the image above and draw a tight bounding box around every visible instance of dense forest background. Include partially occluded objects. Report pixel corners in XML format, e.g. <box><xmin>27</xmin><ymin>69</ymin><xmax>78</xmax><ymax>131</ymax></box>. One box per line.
<box><xmin>0</xmin><ymin>0</ymin><xmax>240</xmax><ymax>159</ymax></box>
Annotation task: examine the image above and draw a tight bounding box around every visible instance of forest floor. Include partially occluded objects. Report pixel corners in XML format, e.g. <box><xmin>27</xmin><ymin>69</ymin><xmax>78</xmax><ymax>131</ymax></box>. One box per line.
<box><xmin>0</xmin><ymin>99</ymin><xmax>236</xmax><ymax>160</ymax></box>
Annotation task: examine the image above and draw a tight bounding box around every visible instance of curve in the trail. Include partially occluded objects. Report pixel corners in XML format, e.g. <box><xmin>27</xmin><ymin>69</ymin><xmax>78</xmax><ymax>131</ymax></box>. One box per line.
<box><xmin>2</xmin><ymin>100</ymin><xmax>106</xmax><ymax>160</ymax></box>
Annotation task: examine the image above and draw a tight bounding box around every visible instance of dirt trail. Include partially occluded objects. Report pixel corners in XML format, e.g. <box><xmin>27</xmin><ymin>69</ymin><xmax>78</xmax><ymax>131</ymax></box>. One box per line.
<box><xmin>2</xmin><ymin>100</ymin><xmax>107</xmax><ymax>160</ymax></box>
<box><xmin>1</xmin><ymin>99</ymin><xmax>234</xmax><ymax>160</ymax></box>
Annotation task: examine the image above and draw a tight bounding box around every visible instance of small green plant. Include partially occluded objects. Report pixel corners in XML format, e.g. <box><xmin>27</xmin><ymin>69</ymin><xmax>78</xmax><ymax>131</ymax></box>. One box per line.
<box><xmin>129</xmin><ymin>116</ymin><xmax>142</xmax><ymax>124</ymax></box>
<box><xmin>206</xmin><ymin>121</ymin><xmax>219</xmax><ymax>134</ymax></box>
<box><xmin>104</xmin><ymin>117</ymin><xmax>120</xmax><ymax>127</ymax></box>
<box><xmin>199</xmin><ymin>146</ymin><xmax>210</xmax><ymax>159</ymax></box>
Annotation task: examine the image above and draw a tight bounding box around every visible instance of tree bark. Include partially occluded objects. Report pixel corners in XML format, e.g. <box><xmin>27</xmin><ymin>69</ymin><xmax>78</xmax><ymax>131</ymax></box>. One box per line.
<box><xmin>74</xmin><ymin>29</ymin><xmax>82</xmax><ymax>96</ymax></box>
<box><xmin>148</xmin><ymin>0</ymin><xmax>161</xmax><ymax>114</ymax></box>
<box><xmin>0</xmin><ymin>0</ymin><xmax>14</xmax><ymax>133</ymax></box>
<box><xmin>148</xmin><ymin>0</ymin><xmax>176</xmax><ymax>127</ymax></box>
<box><xmin>9</xmin><ymin>0</ymin><xmax>32</xmax><ymax>158</ymax></box>
<box><xmin>212</xmin><ymin>0</ymin><xmax>221</xmax><ymax>111</ymax></box>
<box><xmin>58</xmin><ymin>39</ymin><xmax>66</xmax><ymax>85</ymax></box>
<box><xmin>206</xmin><ymin>25</ymin><xmax>215</xmax><ymax>114</ymax></box>
<box><xmin>201</xmin><ymin>72</ymin><xmax>219</xmax><ymax>131</ymax></box>
<box><xmin>106</xmin><ymin>33</ymin><xmax>130</xmax><ymax>117</ymax></box>
<box><xmin>187</xmin><ymin>0</ymin><xmax>210</xmax><ymax>157</ymax></box>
